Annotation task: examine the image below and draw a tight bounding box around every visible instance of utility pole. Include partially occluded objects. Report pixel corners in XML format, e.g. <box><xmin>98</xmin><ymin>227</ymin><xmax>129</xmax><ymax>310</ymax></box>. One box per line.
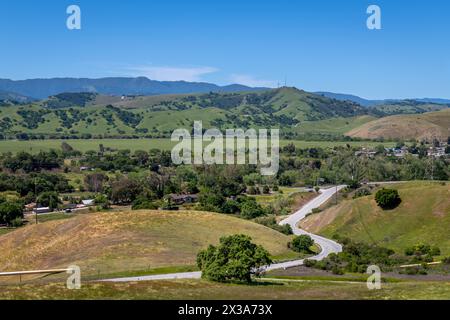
<box><xmin>35</xmin><ymin>177</ymin><xmax>38</xmax><ymax>225</ymax></box>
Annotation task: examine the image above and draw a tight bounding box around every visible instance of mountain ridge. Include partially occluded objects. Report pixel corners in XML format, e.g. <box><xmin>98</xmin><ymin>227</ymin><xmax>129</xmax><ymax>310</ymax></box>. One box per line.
<box><xmin>316</xmin><ymin>91</ymin><xmax>450</xmax><ymax>107</ymax></box>
<box><xmin>0</xmin><ymin>77</ymin><xmax>268</xmax><ymax>100</ymax></box>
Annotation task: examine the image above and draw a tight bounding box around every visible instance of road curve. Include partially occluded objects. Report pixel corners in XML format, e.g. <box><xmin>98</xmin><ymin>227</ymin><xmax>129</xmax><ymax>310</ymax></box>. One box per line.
<box><xmin>101</xmin><ymin>186</ymin><xmax>346</xmax><ymax>282</ymax></box>
<box><xmin>263</xmin><ymin>185</ymin><xmax>346</xmax><ymax>271</ymax></box>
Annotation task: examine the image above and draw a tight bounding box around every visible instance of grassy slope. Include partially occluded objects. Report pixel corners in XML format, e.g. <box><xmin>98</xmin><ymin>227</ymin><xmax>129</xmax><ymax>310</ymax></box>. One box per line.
<box><xmin>300</xmin><ymin>182</ymin><xmax>450</xmax><ymax>255</ymax></box>
<box><xmin>0</xmin><ymin>279</ymin><xmax>449</xmax><ymax>300</ymax></box>
<box><xmin>346</xmin><ymin>109</ymin><xmax>450</xmax><ymax>141</ymax></box>
<box><xmin>297</xmin><ymin>115</ymin><xmax>376</xmax><ymax>135</ymax></box>
<box><xmin>0</xmin><ymin>210</ymin><xmax>297</xmax><ymax>276</ymax></box>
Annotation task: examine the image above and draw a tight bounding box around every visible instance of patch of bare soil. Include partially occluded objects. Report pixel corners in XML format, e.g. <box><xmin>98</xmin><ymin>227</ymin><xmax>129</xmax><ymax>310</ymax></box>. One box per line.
<box><xmin>299</xmin><ymin>202</ymin><xmax>348</xmax><ymax>234</ymax></box>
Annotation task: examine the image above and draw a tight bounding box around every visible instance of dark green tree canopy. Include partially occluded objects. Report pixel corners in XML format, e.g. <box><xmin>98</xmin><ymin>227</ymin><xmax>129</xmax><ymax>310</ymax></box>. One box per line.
<box><xmin>375</xmin><ymin>188</ymin><xmax>402</xmax><ymax>210</ymax></box>
<box><xmin>197</xmin><ymin>234</ymin><xmax>272</xmax><ymax>283</ymax></box>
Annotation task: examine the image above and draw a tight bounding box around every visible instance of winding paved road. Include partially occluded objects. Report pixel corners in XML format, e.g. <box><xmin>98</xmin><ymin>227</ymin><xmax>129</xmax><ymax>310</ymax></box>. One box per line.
<box><xmin>101</xmin><ymin>186</ymin><xmax>346</xmax><ymax>282</ymax></box>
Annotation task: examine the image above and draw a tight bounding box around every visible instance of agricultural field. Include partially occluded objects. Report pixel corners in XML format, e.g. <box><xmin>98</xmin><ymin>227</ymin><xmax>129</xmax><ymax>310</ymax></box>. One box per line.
<box><xmin>0</xmin><ymin>138</ymin><xmax>395</xmax><ymax>154</ymax></box>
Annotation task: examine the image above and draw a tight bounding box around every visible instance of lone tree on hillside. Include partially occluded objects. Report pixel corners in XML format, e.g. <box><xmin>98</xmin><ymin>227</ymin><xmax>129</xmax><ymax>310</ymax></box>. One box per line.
<box><xmin>197</xmin><ymin>234</ymin><xmax>272</xmax><ymax>283</ymax></box>
<box><xmin>375</xmin><ymin>188</ymin><xmax>401</xmax><ymax>210</ymax></box>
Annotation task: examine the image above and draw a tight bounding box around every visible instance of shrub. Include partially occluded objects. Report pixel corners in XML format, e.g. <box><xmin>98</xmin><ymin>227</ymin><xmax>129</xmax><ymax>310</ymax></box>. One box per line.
<box><xmin>247</xmin><ymin>186</ymin><xmax>260</xmax><ymax>195</ymax></box>
<box><xmin>375</xmin><ymin>188</ymin><xmax>401</xmax><ymax>210</ymax></box>
<box><xmin>10</xmin><ymin>217</ymin><xmax>23</xmax><ymax>228</ymax></box>
<box><xmin>254</xmin><ymin>216</ymin><xmax>293</xmax><ymax>235</ymax></box>
<box><xmin>132</xmin><ymin>196</ymin><xmax>159</xmax><ymax>210</ymax></box>
<box><xmin>353</xmin><ymin>188</ymin><xmax>371</xmax><ymax>199</ymax></box>
<box><xmin>289</xmin><ymin>235</ymin><xmax>314</xmax><ymax>253</ymax></box>
<box><xmin>240</xmin><ymin>200</ymin><xmax>266</xmax><ymax>219</ymax></box>
<box><xmin>197</xmin><ymin>234</ymin><xmax>272</xmax><ymax>283</ymax></box>
<box><xmin>405</xmin><ymin>243</ymin><xmax>440</xmax><ymax>257</ymax></box>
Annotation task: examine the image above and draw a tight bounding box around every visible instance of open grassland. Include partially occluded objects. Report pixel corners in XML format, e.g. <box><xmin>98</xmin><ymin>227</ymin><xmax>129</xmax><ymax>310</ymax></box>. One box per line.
<box><xmin>251</xmin><ymin>188</ymin><xmax>315</xmax><ymax>207</ymax></box>
<box><xmin>346</xmin><ymin>109</ymin><xmax>450</xmax><ymax>141</ymax></box>
<box><xmin>300</xmin><ymin>182</ymin><xmax>450</xmax><ymax>256</ymax></box>
<box><xmin>0</xmin><ymin>139</ymin><xmax>395</xmax><ymax>154</ymax></box>
<box><xmin>296</xmin><ymin>116</ymin><xmax>376</xmax><ymax>135</ymax></box>
<box><xmin>0</xmin><ymin>210</ymin><xmax>298</xmax><ymax>279</ymax></box>
<box><xmin>0</xmin><ymin>278</ymin><xmax>448</xmax><ymax>300</ymax></box>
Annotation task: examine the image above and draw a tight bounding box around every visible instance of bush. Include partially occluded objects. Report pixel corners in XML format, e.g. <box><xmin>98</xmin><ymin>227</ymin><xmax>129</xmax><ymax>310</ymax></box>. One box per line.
<box><xmin>197</xmin><ymin>234</ymin><xmax>272</xmax><ymax>283</ymax></box>
<box><xmin>289</xmin><ymin>235</ymin><xmax>314</xmax><ymax>253</ymax></box>
<box><xmin>132</xmin><ymin>196</ymin><xmax>159</xmax><ymax>210</ymax></box>
<box><xmin>375</xmin><ymin>188</ymin><xmax>401</xmax><ymax>210</ymax></box>
<box><xmin>353</xmin><ymin>188</ymin><xmax>371</xmax><ymax>199</ymax></box>
<box><xmin>240</xmin><ymin>200</ymin><xmax>266</xmax><ymax>219</ymax></box>
<box><xmin>10</xmin><ymin>217</ymin><xmax>23</xmax><ymax>227</ymax></box>
<box><xmin>254</xmin><ymin>216</ymin><xmax>293</xmax><ymax>235</ymax></box>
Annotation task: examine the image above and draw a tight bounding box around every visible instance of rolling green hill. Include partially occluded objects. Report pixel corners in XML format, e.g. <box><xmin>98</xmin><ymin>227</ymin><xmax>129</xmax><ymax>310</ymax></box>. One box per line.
<box><xmin>300</xmin><ymin>182</ymin><xmax>450</xmax><ymax>255</ymax></box>
<box><xmin>371</xmin><ymin>100</ymin><xmax>449</xmax><ymax>115</ymax></box>
<box><xmin>346</xmin><ymin>109</ymin><xmax>450</xmax><ymax>141</ymax></box>
<box><xmin>0</xmin><ymin>88</ymin><xmax>372</xmax><ymax>139</ymax></box>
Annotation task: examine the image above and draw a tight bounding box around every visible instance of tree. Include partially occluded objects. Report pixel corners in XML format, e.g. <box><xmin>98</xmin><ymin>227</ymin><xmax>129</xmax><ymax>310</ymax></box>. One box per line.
<box><xmin>290</xmin><ymin>235</ymin><xmax>314</xmax><ymax>253</ymax></box>
<box><xmin>110</xmin><ymin>178</ymin><xmax>142</xmax><ymax>204</ymax></box>
<box><xmin>61</xmin><ymin>142</ymin><xmax>74</xmax><ymax>154</ymax></box>
<box><xmin>375</xmin><ymin>188</ymin><xmax>401</xmax><ymax>210</ymax></box>
<box><xmin>197</xmin><ymin>234</ymin><xmax>272</xmax><ymax>283</ymax></box>
<box><xmin>84</xmin><ymin>173</ymin><xmax>108</xmax><ymax>193</ymax></box>
<box><xmin>240</xmin><ymin>200</ymin><xmax>265</xmax><ymax>219</ymax></box>
<box><xmin>94</xmin><ymin>194</ymin><xmax>110</xmax><ymax>209</ymax></box>
<box><xmin>0</xmin><ymin>201</ymin><xmax>23</xmax><ymax>226</ymax></box>
<box><xmin>37</xmin><ymin>191</ymin><xmax>61</xmax><ymax>209</ymax></box>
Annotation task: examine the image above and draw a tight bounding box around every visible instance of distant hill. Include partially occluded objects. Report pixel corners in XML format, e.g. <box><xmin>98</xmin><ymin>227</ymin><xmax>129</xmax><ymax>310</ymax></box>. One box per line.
<box><xmin>0</xmin><ymin>88</ymin><xmax>372</xmax><ymax>138</ymax></box>
<box><xmin>0</xmin><ymin>90</ymin><xmax>35</xmax><ymax>105</ymax></box>
<box><xmin>346</xmin><ymin>109</ymin><xmax>450</xmax><ymax>141</ymax></box>
<box><xmin>371</xmin><ymin>100</ymin><xmax>450</xmax><ymax>115</ymax></box>
<box><xmin>317</xmin><ymin>91</ymin><xmax>450</xmax><ymax>110</ymax></box>
<box><xmin>0</xmin><ymin>77</ymin><xmax>268</xmax><ymax>100</ymax></box>
<box><xmin>315</xmin><ymin>92</ymin><xmax>380</xmax><ymax>107</ymax></box>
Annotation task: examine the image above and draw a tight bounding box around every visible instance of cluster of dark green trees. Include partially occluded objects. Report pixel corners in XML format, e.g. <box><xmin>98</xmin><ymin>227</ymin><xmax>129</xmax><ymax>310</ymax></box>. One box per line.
<box><xmin>304</xmin><ymin>237</ymin><xmax>443</xmax><ymax>275</ymax></box>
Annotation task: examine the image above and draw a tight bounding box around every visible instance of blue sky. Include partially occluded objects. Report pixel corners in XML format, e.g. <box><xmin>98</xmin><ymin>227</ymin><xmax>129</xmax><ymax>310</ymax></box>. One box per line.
<box><xmin>1</xmin><ymin>0</ymin><xmax>449</xmax><ymax>99</ymax></box>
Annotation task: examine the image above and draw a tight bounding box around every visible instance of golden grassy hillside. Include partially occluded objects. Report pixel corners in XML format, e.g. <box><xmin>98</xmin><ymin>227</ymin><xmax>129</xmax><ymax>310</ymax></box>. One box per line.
<box><xmin>0</xmin><ymin>210</ymin><xmax>295</xmax><ymax>276</ymax></box>
<box><xmin>346</xmin><ymin>109</ymin><xmax>450</xmax><ymax>141</ymax></box>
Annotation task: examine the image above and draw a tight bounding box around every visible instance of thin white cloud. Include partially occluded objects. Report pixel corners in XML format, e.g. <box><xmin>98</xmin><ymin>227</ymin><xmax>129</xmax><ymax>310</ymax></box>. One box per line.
<box><xmin>230</xmin><ymin>74</ymin><xmax>277</xmax><ymax>88</ymax></box>
<box><xmin>127</xmin><ymin>65</ymin><xmax>219</xmax><ymax>82</ymax></box>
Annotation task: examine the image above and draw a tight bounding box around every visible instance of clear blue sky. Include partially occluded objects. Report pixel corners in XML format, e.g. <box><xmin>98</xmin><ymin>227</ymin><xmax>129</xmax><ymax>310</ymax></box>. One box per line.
<box><xmin>1</xmin><ymin>0</ymin><xmax>449</xmax><ymax>99</ymax></box>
